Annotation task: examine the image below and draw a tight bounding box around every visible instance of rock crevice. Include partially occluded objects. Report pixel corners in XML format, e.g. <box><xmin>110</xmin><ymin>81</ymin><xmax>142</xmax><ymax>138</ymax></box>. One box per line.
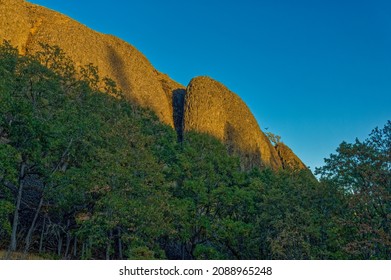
<box><xmin>172</xmin><ymin>89</ymin><xmax>186</xmax><ymax>142</ymax></box>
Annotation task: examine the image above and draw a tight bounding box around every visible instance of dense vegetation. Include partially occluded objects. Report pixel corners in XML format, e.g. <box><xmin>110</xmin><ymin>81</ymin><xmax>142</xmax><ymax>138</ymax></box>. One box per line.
<box><xmin>0</xmin><ymin>41</ymin><xmax>389</xmax><ymax>259</ymax></box>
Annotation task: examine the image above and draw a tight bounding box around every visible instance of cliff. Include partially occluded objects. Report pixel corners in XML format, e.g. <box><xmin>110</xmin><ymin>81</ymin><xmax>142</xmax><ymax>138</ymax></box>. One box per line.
<box><xmin>0</xmin><ymin>0</ymin><xmax>306</xmax><ymax>170</ymax></box>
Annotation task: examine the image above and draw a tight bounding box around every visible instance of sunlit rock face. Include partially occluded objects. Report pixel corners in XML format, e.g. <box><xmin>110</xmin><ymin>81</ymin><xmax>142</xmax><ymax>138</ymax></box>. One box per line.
<box><xmin>0</xmin><ymin>0</ymin><xmax>181</xmax><ymax>127</ymax></box>
<box><xmin>275</xmin><ymin>143</ymin><xmax>307</xmax><ymax>170</ymax></box>
<box><xmin>0</xmin><ymin>0</ymin><xmax>30</xmax><ymax>54</ymax></box>
<box><xmin>184</xmin><ymin>76</ymin><xmax>282</xmax><ymax>170</ymax></box>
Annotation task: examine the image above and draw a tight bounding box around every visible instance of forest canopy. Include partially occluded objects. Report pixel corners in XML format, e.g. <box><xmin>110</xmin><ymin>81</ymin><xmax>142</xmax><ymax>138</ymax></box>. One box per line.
<box><xmin>0</xmin><ymin>41</ymin><xmax>389</xmax><ymax>259</ymax></box>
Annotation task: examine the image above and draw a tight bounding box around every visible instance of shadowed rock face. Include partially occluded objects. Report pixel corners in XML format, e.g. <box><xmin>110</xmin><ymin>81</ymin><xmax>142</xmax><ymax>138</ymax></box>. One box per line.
<box><xmin>184</xmin><ymin>77</ymin><xmax>282</xmax><ymax>170</ymax></box>
<box><xmin>1</xmin><ymin>0</ymin><xmax>307</xmax><ymax>171</ymax></box>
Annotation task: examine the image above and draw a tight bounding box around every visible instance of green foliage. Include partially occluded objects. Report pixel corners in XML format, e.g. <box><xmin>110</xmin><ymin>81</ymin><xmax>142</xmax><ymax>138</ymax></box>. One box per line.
<box><xmin>0</xmin><ymin>41</ymin><xmax>389</xmax><ymax>260</ymax></box>
<box><xmin>265</xmin><ymin>131</ymin><xmax>281</xmax><ymax>146</ymax></box>
<box><xmin>0</xmin><ymin>200</ymin><xmax>14</xmax><ymax>239</ymax></box>
<box><xmin>316</xmin><ymin>121</ymin><xmax>391</xmax><ymax>259</ymax></box>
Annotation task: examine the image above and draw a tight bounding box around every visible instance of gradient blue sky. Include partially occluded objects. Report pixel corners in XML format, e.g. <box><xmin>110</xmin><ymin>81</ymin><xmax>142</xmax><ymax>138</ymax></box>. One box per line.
<box><xmin>27</xmin><ymin>0</ymin><xmax>391</xmax><ymax>171</ymax></box>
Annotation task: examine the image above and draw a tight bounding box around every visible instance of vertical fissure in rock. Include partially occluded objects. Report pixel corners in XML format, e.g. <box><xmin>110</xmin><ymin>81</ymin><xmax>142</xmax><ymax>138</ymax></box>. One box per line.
<box><xmin>172</xmin><ymin>88</ymin><xmax>186</xmax><ymax>142</ymax></box>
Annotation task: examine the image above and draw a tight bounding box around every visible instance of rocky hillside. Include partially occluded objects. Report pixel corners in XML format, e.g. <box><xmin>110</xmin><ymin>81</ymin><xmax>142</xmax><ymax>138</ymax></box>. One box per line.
<box><xmin>0</xmin><ymin>0</ymin><xmax>305</xmax><ymax>170</ymax></box>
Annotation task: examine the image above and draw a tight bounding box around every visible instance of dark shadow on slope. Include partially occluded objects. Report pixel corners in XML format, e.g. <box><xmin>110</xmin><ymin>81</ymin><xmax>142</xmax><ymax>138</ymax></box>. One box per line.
<box><xmin>106</xmin><ymin>45</ymin><xmax>133</xmax><ymax>96</ymax></box>
<box><xmin>173</xmin><ymin>88</ymin><xmax>186</xmax><ymax>142</ymax></box>
<box><xmin>224</xmin><ymin>122</ymin><xmax>264</xmax><ymax>170</ymax></box>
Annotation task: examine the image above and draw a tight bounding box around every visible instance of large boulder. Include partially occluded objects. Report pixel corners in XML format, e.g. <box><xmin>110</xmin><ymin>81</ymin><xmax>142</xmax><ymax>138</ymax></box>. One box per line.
<box><xmin>184</xmin><ymin>76</ymin><xmax>282</xmax><ymax>170</ymax></box>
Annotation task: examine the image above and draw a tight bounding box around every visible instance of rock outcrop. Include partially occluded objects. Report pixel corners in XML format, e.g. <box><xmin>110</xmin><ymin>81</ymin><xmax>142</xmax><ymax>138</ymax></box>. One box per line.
<box><xmin>184</xmin><ymin>77</ymin><xmax>282</xmax><ymax>169</ymax></box>
<box><xmin>0</xmin><ymin>0</ymin><xmax>307</xmax><ymax>171</ymax></box>
<box><xmin>1</xmin><ymin>0</ymin><xmax>183</xmax><ymax>127</ymax></box>
<box><xmin>275</xmin><ymin>143</ymin><xmax>307</xmax><ymax>170</ymax></box>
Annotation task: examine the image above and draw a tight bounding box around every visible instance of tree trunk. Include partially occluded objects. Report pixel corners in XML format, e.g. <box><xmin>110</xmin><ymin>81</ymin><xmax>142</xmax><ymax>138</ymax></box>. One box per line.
<box><xmin>81</xmin><ymin>242</ymin><xmax>85</xmax><ymax>259</ymax></box>
<box><xmin>57</xmin><ymin>236</ymin><xmax>63</xmax><ymax>257</ymax></box>
<box><xmin>118</xmin><ymin>227</ymin><xmax>123</xmax><ymax>260</ymax></box>
<box><xmin>106</xmin><ymin>230</ymin><xmax>112</xmax><ymax>260</ymax></box>
<box><xmin>24</xmin><ymin>195</ymin><xmax>44</xmax><ymax>253</ymax></box>
<box><xmin>10</xmin><ymin>161</ymin><xmax>26</xmax><ymax>251</ymax></box>
<box><xmin>73</xmin><ymin>236</ymin><xmax>77</xmax><ymax>258</ymax></box>
<box><xmin>39</xmin><ymin>215</ymin><xmax>46</xmax><ymax>254</ymax></box>
<box><xmin>64</xmin><ymin>219</ymin><xmax>71</xmax><ymax>258</ymax></box>
<box><xmin>87</xmin><ymin>238</ymin><xmax>92</xmax><ymax>259</ymax></box>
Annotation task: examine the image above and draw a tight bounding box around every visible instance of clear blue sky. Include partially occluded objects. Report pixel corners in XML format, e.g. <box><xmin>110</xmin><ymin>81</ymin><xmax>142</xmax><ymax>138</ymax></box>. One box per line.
<box><xmin>28</xmin><ymin>0</ymin><xmax>391</xmax><ymax>171</ymax></box>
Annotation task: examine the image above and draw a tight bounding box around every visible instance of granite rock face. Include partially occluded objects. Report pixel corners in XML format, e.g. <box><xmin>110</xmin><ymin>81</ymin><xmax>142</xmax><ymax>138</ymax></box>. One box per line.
<box><xmin>275</xmin><ymin>143</ymin><xmax>307</xmax><ymax>170</ymax></box>
<box><xmin>0</xmin><ymin>0</ymin><xmax>307</xmax><ymax>171</ymax></box>
<box><xmin>184</xmin><ymin>77</ymin><xmax>282</xmax><ymax>170</ymax></box>
<box><xmin>0</xmin><ymin>0</ymin><xmax>30</xmax><ymax>54</ymax></box>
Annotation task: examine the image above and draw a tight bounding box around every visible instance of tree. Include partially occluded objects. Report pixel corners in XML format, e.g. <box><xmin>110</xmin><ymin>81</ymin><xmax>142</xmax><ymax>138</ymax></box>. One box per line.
<box><xmin>5</xmin><ymin>40</ymin><xmax>380</xmax><ymax>260</ymax></box>
<box><xmin>166</xmin><ymin>132</ymin><xmax>243</xmax><ymax>259</ymax></box>
<box><xmin>316</xmin><ymin>121</ymin><xmax>391</xmax><ymax>259</ymax></box>
<box><xmin>265</xmin><ymin>131</ymin><xmax>281</xmax><ymax>146</ymax></box>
